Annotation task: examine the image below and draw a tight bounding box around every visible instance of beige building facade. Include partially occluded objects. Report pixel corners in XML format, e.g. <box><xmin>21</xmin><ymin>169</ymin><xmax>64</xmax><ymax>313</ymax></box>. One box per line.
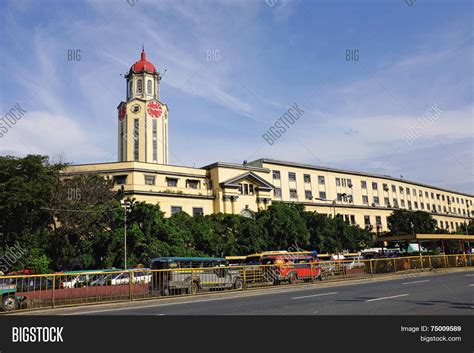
<box><xmin>63</xmin><ymin>50</ymin><xmax>474</xmax><ymax>233</ymax></box>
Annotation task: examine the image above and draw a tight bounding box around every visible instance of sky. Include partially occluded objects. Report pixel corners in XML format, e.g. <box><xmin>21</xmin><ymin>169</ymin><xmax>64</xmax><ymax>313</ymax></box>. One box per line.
<box><xmin>0</xmin><ymin>0</ymin><xmax>472</xmax><ymax>194</ymax></box>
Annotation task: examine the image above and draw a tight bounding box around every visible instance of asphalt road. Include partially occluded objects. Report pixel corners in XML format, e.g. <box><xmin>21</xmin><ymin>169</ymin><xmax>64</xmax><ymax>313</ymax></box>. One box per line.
<box><xmin>24</xmin><ymin>269</ymin><xmax>474</xmax><ymax>315</ymax></box>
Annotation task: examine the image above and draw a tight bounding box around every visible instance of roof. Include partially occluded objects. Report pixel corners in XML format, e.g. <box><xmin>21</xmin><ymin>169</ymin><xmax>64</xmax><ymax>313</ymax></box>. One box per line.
<box><xmin>220</xmin><ymin>171</ymin><xmax>274</xmax><ymax>191</ymax></box>
<box><xmin>201</xmin><ymin>161</ymin><xmax>270</xmax><ymax>173</ymax></box>
<box><xmin>150</xmin><ymin>257</ymin><xmax>225</xmax><ymax>262</ymax></box>
<box><xmin>129</xmin><ymin>49</ymin><xmax>157</xmax><ymax>74</ymax></box>
<box><xmin>378</xmin><ymin>233</ymin><xmax>474</xmax><ymax>241</ymax></box>
<box><xmin>250</xmin><ymin>158</ymin><xmax>474</xmax><ymax>197</ymax></box>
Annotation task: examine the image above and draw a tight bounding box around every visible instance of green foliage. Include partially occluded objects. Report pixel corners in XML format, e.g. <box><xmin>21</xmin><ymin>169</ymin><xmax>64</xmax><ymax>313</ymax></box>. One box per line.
<box><xmin>387</xmin><ymin>209</ymin><xmax>437</xmax><ymax>235</ymax></box>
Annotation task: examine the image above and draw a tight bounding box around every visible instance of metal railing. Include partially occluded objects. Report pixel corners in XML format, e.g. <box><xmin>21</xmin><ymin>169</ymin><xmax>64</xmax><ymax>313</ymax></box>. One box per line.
<box><xmin>1</xmin><ymin>254</ymin><xmax>472</xmax><ymax>313</ymax></box>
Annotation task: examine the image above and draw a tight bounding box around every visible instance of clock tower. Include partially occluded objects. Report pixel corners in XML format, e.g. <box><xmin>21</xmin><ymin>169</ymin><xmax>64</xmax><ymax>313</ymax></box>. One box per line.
<box><xmin>118</xmin><ymin>49</ymin><xmax>169</xmax><ymax>164</ymax></box>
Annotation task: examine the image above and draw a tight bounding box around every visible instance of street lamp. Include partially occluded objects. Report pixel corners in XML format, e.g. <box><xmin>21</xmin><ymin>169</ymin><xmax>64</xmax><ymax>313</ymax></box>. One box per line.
<box><xmin>314</xmin><ymin>193</ymin><xmax>348</xmax><ymax>258</ymax></box>
<box><xmin>120</xmin><ymin>200</ymin><xmax>131</xmax><ymax>269</ymax></box>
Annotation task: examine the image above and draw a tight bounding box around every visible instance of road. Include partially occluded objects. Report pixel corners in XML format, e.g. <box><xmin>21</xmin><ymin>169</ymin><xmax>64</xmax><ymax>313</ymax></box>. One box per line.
<box><xmin>22</xmin><ymin>269</ymin><xmax>474</xmax><ymax>315</ymax></box>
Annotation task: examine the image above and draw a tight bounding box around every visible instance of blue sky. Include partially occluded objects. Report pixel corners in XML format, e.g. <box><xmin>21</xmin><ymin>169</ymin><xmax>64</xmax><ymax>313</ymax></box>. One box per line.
<box><xmin>0</xmin><ymin>0</ymin><xmax>472</xmax><ymax>193</ymax></box>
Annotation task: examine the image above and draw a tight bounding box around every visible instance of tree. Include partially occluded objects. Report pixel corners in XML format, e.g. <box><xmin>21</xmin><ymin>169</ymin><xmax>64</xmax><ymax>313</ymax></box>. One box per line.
<box><xmin>256</xmin><ymin>202</ymin><xmax>310</xmax><ymax>250</ymax></box>
<box><xmin>387</xmin><ymin>209</ymin><xmax>437</xmax><ymax>235</ymax></box>
<box><xmin>0</xmin><ymin>155</ymin><xmax>63</xmax><ymax>272</ymax></box>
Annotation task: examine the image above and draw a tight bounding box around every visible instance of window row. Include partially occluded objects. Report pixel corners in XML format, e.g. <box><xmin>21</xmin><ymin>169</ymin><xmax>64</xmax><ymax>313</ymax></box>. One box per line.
<box><xmin>170</xmin><ymin>206</ymin><xmax>204</xmax><ymax>217</ymax></box>
<box><xmin>361</xmin><ymin>180</ymin><xmax>472</xmax><ymax>207</ymax></box>
<box><xmin>272</xmin><ymin>170</ymin><xmax>325</xmax><ymax>185</ymax></box>
<box><xmin>113</xmin><ymin>174</ymin><xmax>203</xmax><ymax>190</ymax></box>
<box><xmin>128</xmin><ymin>78</ymin><xmax>155</xmax><ymax>97</ymax></box>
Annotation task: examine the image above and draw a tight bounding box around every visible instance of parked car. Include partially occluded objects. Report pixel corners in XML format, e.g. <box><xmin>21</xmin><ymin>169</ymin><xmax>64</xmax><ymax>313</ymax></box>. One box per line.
<box><xmin>345</xmin><ymin>256</ymin><xmax>365</xmax><ymax>269</ymax></box>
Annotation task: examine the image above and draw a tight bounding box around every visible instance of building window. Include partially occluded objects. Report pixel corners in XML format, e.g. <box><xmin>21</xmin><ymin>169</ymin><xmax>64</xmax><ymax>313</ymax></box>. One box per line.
<box><xmin>412</xmin><ymin>189</ymin><xmax>416</xmax><ymax>196</ymax></box>
<box><xmin>305</xmin><ymin>190</ymin><xmax>312</xmax><ymax>200</ymax></box>
<box><xmin>384</xmin><ymin>197</ymin><xmax>390</xmax><ymax>206</ymax></box>
<box><xmin>401</xmin><ymin>200</ymin><xmax>405</xmax><ymax>207</ymax></box>
<box><xmin>373</xmin><ymin>196</ymin><xmax>380</xmax><ymax>205</ymax></box>
<box><xmin>147</xmin><ymin>79</ymin><xmax>152</xmax><ymax>95</ymax></box>
<box><xmin>152</xmin><ymin>119</ymin><xmax>157</xmax><ymax>162</ymax></box>
<box><xmin>362</xmin><ymin>196</ymin><xmax>369</xmax><ymax>205</ymax></box>
<box><xmin>461</xmin><ymin>199</ymin><xmax>464</xmax><ymax>204</ymax></box>
<box><xmin>364</xmin><ymin>215</ymin><xmax>371</xmax><ymax>227</ymax></box>
<box><xmin>186</xmin><ymin>180</ymin><xmax>200</xmax><ymax>189</ymax></box>
<box><xmin>238</xmin><ymin>183</ymin><xmax>254</xmax><ymax>195</ymax></box>
<box><xmin>393</xmin><ymin>198</ymin><xmax>398</xmax><ymax>207</ymax></box>
<box><xmin>128</xmin><ymin>80</ymin><xmax>132</xmax><ymax>98</ymax></box>
<box><xmin>144</xmin><ymin>175</ymin><xmax>155</xmax><ymax>185</ymax></box>
<box><xmin>361</xmin><ymin>180</ymin><xmax>367</xmax><ymax>189</ymax></box>
<box><xmin>350</xmin><ymin>215</ymin><xmax>356</xmax><ymax>225</ymax></box>
<box><xmin>192</xmin><ymin>207</ymin><xmax>203</xmax><ymax>217</ymax></box>
<box><xmin>137</xmin><ymin>79</ymin><xmax>143</xmax><ymax>94</ymax></box>
<box><xmin>288</xmin><ymin>172</ymin><xmax>296</xmax><ymax>181</ymax></box>
<box><xmin>375</xmin><ymin>216</ymin><xmax>382</xmax><ymax>226</ymax></box>
<box><xmin>120</xmin><ymin>122</ymin><xmax>125</xmax><ymax>160</ymax></box>
<box><xmin>171</xmin><ymin>206</ymin><xmax>182</xmax><ymax>215</ymax></box>
<box><xmin>166</xmin><ymin>178</ymin><xmax>178</xmax><ymax>187</ymax></box>
<box><xmin>372</xmin><ymin>182</ymin><xmax>378</xmax><ymax>190</ymax></box>
<box><xmin>272</xmin><ymin>170</ymin><xmax>280</xmax><ymax>180</ymax></box>
<box><xmin>420</xmin><ymin>203</ymin><xmax>424</xmax><ymax>210</ymax></box>
<box><xmin>406</xmin><ymin>188</ymin><xmax>410</xmax><ymax>195</ymax></box>
<box><xmin>441</xmin><ymin>195</ymin><xmax>445</xmax><ymax>201</ymax></box>
<box><xmin>414</xmin><ymin>201</ymin><xmax>418</xmax><ymax>209</ymax></box>
<box><xmin>443</xmin><ymin>206</ymin><xmax>446</xmax><ymax>213</ymax></box>
<box><xmin>113</xmin><ymin>175</ymin><xmax>127</xmax><ymax>185</ymax></box>
<box><xmin>318</xmin><ymin>176</ymin><xmax>325</xmax><ymax>185</ymax></box>
<box><xmin>431</xmin><ymin>192</ymin><xmax>434</xmax><ymax>199</ymax></box>
<box><xmin>436</xmin><ymin>194</ymin><xmax>440</xmax><ymax>200</ymax></box>
<box><xmin>289</xmin><ymin>189</ymin><xmax>297</xmax><ymax>198</ymax></box>
<box><xmin>391</xmin><ymin>185</ymin><xmax>396</xmax><ymax>192</ymax></box>
<box><xmin>133</xmin><ymin>119</ymin><xmax>139</xmax><ymax>161</ymax></box>
<box><xmin>274</xmin><ymin>188</ymin><xmax>281</xmax><ymax>198</ymax></box>
<box><xmin>304</xmin><ymin>174</ymin><xmax>311</xmax><ymax>183</ymax></box>
<box><xmin>336</xmin><ymin>178</ymin><xmax>341</xmax><ymax>186</ymax></box>
<box><xmin>408</xmin><ymin>200</ymin><xmax>412</xmax><ymax>209</ymax></box>
<box><xmin>319</xmin><ymin>191</ymin><xmax>326</xmax><ymax>199</ymax></box>
<box><xmin>400</xmin><ymin>186</ymin><xmax>404</xmax><ymax>194</ymax></box>
<box><xmin>419</xmin><ymin>190</ymin><xmax>422</xmax><ymax>197</ymax></box>
<box><xmin>425</xmin><ymin>191</ymin><xmax>429</xmax><ymax>198</ymax></box>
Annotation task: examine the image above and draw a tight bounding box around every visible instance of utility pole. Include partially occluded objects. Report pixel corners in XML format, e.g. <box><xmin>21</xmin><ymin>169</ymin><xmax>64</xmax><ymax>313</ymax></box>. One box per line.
<box><xmin>121</xmin><ymin>200</ymin><xmax>131</xmax><ymax>269</ymax></box>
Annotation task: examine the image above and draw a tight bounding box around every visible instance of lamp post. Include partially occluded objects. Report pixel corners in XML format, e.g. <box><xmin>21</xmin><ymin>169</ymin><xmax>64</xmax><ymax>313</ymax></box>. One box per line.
<box><xmin>121</xmin><ymin>200</ymin><xmax>131</xmax><ymax>269</ymax></box>
<box><xmin>315</xmin><ymin>193</ymin><xmax>347</xmax><ymax>258</ymax></box>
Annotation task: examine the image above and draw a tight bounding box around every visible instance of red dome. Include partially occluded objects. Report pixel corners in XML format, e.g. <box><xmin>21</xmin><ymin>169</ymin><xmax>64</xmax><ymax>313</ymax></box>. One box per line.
<box><xmin>129</xmin><ymin>50</ymin><xmax>156</xmax><ymax>74</ymax></box>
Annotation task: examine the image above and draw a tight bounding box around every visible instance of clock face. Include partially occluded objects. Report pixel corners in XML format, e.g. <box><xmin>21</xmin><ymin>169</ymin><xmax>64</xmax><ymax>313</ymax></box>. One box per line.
<box><xmin>147</xmin><ymin>101</ymin><xmax>162</xmax><ymax>118</ymax></box>
<box><xmin>131</xmin><ymin>104</ymin><xmax>141</xmax><ymax>114</ymax></box>
<box><xmin>118</xmin><ymin>104</ymin><xmax>126</xmax><ymax>121</ymax></box>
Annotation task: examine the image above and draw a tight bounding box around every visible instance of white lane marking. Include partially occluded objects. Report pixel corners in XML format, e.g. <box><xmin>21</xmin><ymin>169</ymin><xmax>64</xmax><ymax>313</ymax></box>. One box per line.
<box><xmin>468</xmin><ymin>284</ymin><xmax>474</xmax><ymax>287</ymax></box>
<box><xmin>403</xmin><ymin>280</ymin><xmax>430</xmax><ymax>285</ymax></box>
<box><xmin>466</xmin><ymin>274</ymin><xmax>474</xmax><ymax>277</ymax></box>
<box><xmin>292</xmin><ymin>292</ymin><xmax>338</xmax><ymax>300</ymax></box>
<box><xmin>155</xmin><ymin>313</ymin><xmax>165</xmax><ymax>316</ymax></box>
<box><xmin>313</xmin><ymin>311</ymin><xmax>319</xmax><ymax>314</ymax></box>
<box><xmin>365</xmin><ymin>294</ymin><xmax>410</xmax><ymax>302</ymax></box>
